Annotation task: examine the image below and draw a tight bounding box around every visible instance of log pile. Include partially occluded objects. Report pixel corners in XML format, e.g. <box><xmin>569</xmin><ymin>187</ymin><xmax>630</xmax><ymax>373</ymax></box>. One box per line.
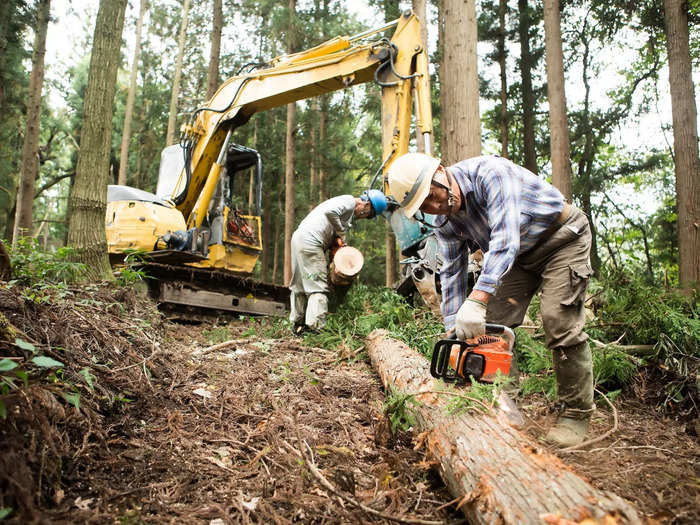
<box><xmin>366</xmin><ymin>329</ymin><xmax>642</xmax><ymax>525</ymax></box>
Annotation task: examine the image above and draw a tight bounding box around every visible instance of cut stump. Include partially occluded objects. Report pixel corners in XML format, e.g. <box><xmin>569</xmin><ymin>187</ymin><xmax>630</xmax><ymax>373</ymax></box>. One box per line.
<box><xmin>366</xmin><ymin>329</ymin><xmax>642</xmax><ymax>525</ymax></box>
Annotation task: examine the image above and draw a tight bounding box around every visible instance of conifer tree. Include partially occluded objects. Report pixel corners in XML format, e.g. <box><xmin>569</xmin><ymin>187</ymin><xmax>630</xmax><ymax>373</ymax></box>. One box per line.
<box><xmin>66</xmin><ymin>0</ymin><xmax>128</xmax><ymax>280</ymax></box>
<box><xmin>13</xmin><ymin>0</ymin><xmax>50</xmax><ymax>244</ymax></box>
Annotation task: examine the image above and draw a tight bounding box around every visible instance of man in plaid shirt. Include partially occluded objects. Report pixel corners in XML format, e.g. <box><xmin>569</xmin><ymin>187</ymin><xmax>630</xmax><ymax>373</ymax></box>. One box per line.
<box><xmin>387</xmin><ymin>153</ymin><xmax>594</xmax><ymax>448</ymax></box>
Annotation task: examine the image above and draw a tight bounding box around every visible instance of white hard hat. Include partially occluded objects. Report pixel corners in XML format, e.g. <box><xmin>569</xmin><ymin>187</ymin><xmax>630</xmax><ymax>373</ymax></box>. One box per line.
<box><xmin>386</xmin><ymin>153</ymin><xmax>441</xmax><ymax>217</ymax></box>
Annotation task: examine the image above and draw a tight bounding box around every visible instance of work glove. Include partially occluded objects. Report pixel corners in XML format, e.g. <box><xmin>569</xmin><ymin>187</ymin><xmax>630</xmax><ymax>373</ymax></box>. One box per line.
<box><xmin>455</xmin><ymin>298</ymin><xmax>487</xmax><ymax>341</ymax></box>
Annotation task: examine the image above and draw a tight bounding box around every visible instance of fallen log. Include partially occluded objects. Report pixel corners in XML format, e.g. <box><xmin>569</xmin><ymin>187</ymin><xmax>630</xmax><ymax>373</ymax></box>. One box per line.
<box><xmin>366</xmin><ymin>329</ymin><xmax>642</xmax><ymax>525</ymax></box>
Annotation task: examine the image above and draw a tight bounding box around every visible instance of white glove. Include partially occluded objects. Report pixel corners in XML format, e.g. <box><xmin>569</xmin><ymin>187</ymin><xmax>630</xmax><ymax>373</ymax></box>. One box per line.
<box><xmin>455</xmin><ymin>299</ymin><xmax>487</xmax><ymax>341</ymax></box>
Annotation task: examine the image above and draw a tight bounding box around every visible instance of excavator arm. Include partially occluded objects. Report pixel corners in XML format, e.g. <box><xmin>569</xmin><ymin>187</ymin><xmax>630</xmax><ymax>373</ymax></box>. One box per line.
<box><xmin>170</xmin><ymin>10</ymin><xmax>433</xmax><ymax>232</ymax></box>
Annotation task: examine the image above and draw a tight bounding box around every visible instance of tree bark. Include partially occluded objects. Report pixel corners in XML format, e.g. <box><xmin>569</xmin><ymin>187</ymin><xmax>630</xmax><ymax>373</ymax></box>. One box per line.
<box><xmin>67</xmin><ymin>0</ymin><xmax>128</xmax><ymax>281</ymax></box>
<box><xmin>663</xmin><ymin>0</ymin><xmax>700</xmax><ymax>291</ymax></box>
<box><xmin>165</xmin><ymin>0</ymin><xmax>191</xmax><ymax>146</ymax></box>
<box><xmin>272</xmin><ymin>202</ymin><xmax>281</xmax><ymax>284</ymax></box>
<box><xmin>575</xmin><ymin>19</ymin><xmax>601</xmax><ymax>274</ymax></box>
<box><xmin>385</xmin><ymin>228</ymin><xmax>397</xmax><ymax>287</ymax></box>
<box><xmin>261</xmin><ymin>171</ymin><xmax>272</xmax><ymax>282</ymax></box>
<box><xmin>518</xmin><ymin>0</ymin><xmax>537</xmax><ymax>174</ymax></box>
<box><xmin>318</xmin><ymin>95</ymin><xmax>328</xmax><ymax>202</ymax></box>
<box><xmin>543</xmin><ymin>0</ymin><xmax>572</xmax><ymax>201</ymax></box>
<box><xmin>248</xmin><ymin>118</ymin><xmax>257</xmax><ymax>213</ymax></box>
<box><xmin>13</xmin><ymin>0</ymin><xmax>50</xmax><ymax>245</ymax></box>
<box><xmin>284</xmin><ymin>102</ymin><xmax>296</xmax><ymax>286</ymax></box>
<box><xmin>309</xmin><ymin>98</ymin><xmax>318</xmax><ymax>212</ymax></box>
<box><xmin>0</xmin><ymin>239</ymin><xmax>10</xmax><ymax>281</ymax></box>
<box><xmin>498</xmin><ymin>0</ymin><xmax>509</xmax><ymax>158</ymax></box>
<box><xmin>440</xmin><ymin>0</ymin><xmax>481</xmax><ymax>164</ymax></box>
<box><xmin>283</xmin><ymin>0</ymin><xmax>297</xmax><ymax>286</ymax></box>
<box><xmin>206</xmin><ymin>0</ymin><xmax>223</xmax><ymax>100</ymax></box>
<box><xmin>366</xmin><ymin>330</ymin><xmax>643</xmax><ymax>525</ymax></box>
<box><xmin>117</xmin><ymin>0</ymin><xmax>146</xmax><ymax>186</ymax></box>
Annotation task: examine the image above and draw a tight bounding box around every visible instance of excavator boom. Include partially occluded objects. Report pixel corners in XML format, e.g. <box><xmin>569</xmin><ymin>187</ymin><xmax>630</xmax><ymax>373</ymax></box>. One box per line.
<box><xmin>106</xmin><ymin>10</ymin><xmax>438</xmax><ymax>318</ymax></box>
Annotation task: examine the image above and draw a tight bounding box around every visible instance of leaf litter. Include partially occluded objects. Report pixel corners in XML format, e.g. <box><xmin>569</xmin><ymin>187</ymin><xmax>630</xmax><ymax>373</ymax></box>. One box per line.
<box><xmin>0</xmin><ymin>283</ymin><xmax>697</xmax><ymax>523</ymax></box>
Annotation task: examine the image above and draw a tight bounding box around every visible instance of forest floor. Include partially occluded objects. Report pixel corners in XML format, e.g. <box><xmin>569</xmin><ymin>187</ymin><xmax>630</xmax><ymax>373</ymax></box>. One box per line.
<box><xmin>0</xmin><ymin>284</ymin><xmax>698</xmax><ymax>524</ymax></box>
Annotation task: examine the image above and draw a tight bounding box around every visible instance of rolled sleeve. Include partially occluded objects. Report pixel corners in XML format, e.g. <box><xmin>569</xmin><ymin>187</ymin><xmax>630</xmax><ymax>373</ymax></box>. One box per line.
<box><xmin>437</xmin><ymin>225</ymin><xmax>470</xmax><ymax>331</ymax></box>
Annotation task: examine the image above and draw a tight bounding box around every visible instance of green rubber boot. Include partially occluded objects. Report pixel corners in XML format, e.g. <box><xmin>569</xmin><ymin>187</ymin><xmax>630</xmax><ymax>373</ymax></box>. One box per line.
<box><xmin>543</xmin><ymin>416</ymin><xmax>590</xmax><ymax>448</ymax></box>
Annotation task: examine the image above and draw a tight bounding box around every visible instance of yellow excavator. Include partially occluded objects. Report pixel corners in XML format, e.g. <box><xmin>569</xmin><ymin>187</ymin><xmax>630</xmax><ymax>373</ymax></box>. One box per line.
<box><xmin>105</xmin><ymin>10</ymin><xmax>439</xmax><ymax>316</ymax></box>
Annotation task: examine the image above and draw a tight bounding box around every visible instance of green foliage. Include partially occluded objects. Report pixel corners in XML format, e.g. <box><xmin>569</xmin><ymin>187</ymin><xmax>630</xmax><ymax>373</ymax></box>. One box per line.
<box><xmin>383</xmin><ymin>386</ymin><xmax>418</xmax><ymax>434</ymax></box>
<box><xmin>112</xmin><ymin>250</ymin><xmax>150</xmax><ymax>286</ymax></box>
<box><xmin>202</xmin><ymin>325</ymin><xmax>232</xmax><ymax>344</ymax></box>
<box><xmin>442</xmin><ymin>372</ymin><xmax>509</xmax><ymax>415</ymax></box>
<box><xmin>515</xmin><ymin>326</ymin><xmax>639</xmax><ymax>399</ymax></box>
<box><xmin>514</xmin><ymin>328</ymin><xmax>558</xmax><ymax>399</ymax></box>
<box><xmin>590</xmin><ymin>269</ymin><xmax>700</xmax><ymax>356</ymax></box>
<box><xmin>304</xmin><ymin>284</ymin><xmax>444</xmax><ymax>355</ymax></box>
<box><xmin>592</xmin><ymin>345</ymin><xmax>638</xmax><ymax>388</ymax></box>
<box><xmin>7</xmin><ymin>238</ymin><xmax>86</xmax><ymax>285</ymax></box>
<box><xmin>0</xmin><ymin>336</ymin><xmax>84</xmax><ymax>419</ymax></box>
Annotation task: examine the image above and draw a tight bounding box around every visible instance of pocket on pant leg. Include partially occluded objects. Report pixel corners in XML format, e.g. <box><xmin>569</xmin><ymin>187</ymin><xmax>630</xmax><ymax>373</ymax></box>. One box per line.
<box><xmin>560</xmin><ymin>263</ymin><xmax>593</xmax><ymax>306</ymax></box>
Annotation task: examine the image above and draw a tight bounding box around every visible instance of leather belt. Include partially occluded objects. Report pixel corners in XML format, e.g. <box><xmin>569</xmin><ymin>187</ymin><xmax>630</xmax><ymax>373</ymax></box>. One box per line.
<box><xmin>527</xmin><ymin>202</ymin><xmax>572</xmax><ymax>252</ymax></box>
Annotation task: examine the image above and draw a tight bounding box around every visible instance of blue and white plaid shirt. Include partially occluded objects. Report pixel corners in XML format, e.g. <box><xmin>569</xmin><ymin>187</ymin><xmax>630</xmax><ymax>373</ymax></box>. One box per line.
<box><xmin>435</xmin><ymin>155</ymin><xmax>564</xmax><ymax>330</ymax></box>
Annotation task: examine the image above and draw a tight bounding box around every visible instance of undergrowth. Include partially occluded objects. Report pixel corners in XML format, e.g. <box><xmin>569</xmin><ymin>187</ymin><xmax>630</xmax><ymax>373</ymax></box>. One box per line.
<box><xmin>304</xmin><ymin>284</ymin><xmax>444</xmax><ymax>355</ymax></box>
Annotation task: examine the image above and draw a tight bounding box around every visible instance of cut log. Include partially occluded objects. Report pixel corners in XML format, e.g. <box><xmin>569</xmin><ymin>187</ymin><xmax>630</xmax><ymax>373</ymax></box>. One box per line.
<box><xmin>366</xmin><ymin>329</ymin><xmax>642</xmax><ymax>525</ymax></box>
<box><xmin>330</xmin><ymin>246</ymin><xmax>363</xmax><ymax>286</ymax></box>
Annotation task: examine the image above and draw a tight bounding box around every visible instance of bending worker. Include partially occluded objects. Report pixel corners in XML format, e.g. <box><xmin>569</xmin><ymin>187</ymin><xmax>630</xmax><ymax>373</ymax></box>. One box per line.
<box><xmin>387</xmin><ymin>153</ymin><xmax>594</xmax><ymax>448</ymax></box>
<box><xmin>289</xmin><ymin>190</ymin><xmax>387</xmax><ymax>334</ymax></box>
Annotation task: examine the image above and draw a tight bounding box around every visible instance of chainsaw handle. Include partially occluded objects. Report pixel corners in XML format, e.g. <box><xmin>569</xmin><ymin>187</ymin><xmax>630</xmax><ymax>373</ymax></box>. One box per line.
<box><xmin>444</xmin><ymin>324</ymin><xmax>515</xmax><ymax>352</ymax></box>
<box><xmin>485</xmin><ymin>323</ymin><xmax>515</xmax><ymax>353</ymax></box>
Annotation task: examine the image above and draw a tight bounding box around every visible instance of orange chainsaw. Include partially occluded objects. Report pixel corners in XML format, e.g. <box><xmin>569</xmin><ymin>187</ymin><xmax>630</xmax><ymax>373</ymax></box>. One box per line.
<box><xmin>430</xmin><ymin>324</ymin><xmax>515</xmax><ymax>383</ymax></box>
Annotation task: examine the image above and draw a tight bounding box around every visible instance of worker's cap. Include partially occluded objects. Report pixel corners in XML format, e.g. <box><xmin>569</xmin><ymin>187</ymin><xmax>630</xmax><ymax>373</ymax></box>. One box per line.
<box><xmin>386</xmin><ymin>153</ymin><xmax>441</xmax><ymax>218</ymax></box>
<box><xmin>360</xmin><ymin>189</ymin><xmax>388</xmax><ymax>217</ymax></box>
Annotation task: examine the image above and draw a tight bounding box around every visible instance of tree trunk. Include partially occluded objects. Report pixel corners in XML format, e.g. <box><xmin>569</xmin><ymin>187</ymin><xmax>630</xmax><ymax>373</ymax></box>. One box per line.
<box><xmin>318</xmin><ymin>95</ymin><xmax>328</xmax><ymax>202</ymax></box>
<box><xmin>0</xmin><ymin>240</ymin><xmax>10</xmax><ymax>281</ymax></box>
<box><xmin>165</xmin><ymin>0</ymin><xmax>191</xmax><ymax>146</ymax></box>
<box><xmin>249</xmin><ymin>118</ymin><xmax>257</xmax><ymax>213</ymax></box>
<box><xmin>261</xmin><ymin>173</ymin><xmax>272</xmax><ymax>282</ymax></box>
<box><xmin>272</xmin><ymin>203</ymin><xmax>281</xmax><ymax>284</ymax></box>
<box><xmin>284</xmin><ymin>102</ymin><xmax>296</xmax><ymax>286</ymax></box>
<box><xmin>385</xmin><ymin>228</ymin><xmax>397</xmax><ymax>287</ymax></box>
<box><xmin>576</xmin><ymin>25</ymin><xmax>601</xmax><ymax>274</ymax></box>
<box><xmin>67</xmin><ymin>0</ymin><xmax>128</xmax><ymax>281</ymax></box>
<box><xmin>206</xmin><ymin>0</ymin><xmax>223</xmax><ymax>100</ymax></box>
<box><xmin>366</xmin><ymin>330</ymin><xmax>643</xmax><ymax>525</ymax></box>
<box><xmin>283</xmin><ymin>0</ymin><xmax>297</xmax><ymax>286</ymax></box>
<box><xmin>663</xmin><ymin>0</ymin><xmax>700</xmax><ymax>291</ymax></box>
<box><xmin>498</xmin><ymin>0</ymin><xmax>509</xmax><ymax>158</ymax></box>
<box><xmin>518</xmin><ymin>0</ymin><xmax>537</xmax><ymax>174</ymax></box>
<box><xmin>12</xmin><ymin>0</ymin><xmax>50</xmax><ymax>245</ymax></box>
<box><xmin>309</xmin><ymin>98</ymin><xmax>318</xmax><ymax>211</ymax></box>
<box><xmin>543</xmin><ymin>0</ymin><xmax>572</xmax><ymax>201</ymax></box>
<box><xmin>440</xmin><ymin>0</ymin><xmax>481</xmax><ymax>164</ymax></box>
<box><xmin>117</xmin><ymin>0</ymin><xmax>146</xmax><ymax>186</ymax></box>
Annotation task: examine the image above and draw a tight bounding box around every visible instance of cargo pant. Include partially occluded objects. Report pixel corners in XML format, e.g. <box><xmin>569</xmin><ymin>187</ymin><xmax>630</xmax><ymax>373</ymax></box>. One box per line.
<box><xmin>486</xmin><ymin>206</ymin><xmax>594</xmax><ymax>418</ymax></box>
<box><xmin>289</xmin><ymin>231</ymin><xmax>329</xmax><ymax>330</ymax></box>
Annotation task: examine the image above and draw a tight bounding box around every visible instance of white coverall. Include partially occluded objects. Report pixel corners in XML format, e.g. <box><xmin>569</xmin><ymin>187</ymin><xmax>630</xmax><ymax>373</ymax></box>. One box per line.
<box><xmin>289</xmin><ymin>195</ymin><xmax>356</xmax><ymax>329</ymax></box>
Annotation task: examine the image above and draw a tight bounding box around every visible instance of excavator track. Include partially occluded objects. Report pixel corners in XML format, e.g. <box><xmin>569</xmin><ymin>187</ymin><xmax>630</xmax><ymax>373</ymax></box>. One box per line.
<box><xmin>139</xmin><ymin>262</ymin><xmax>289</xmax><ymax>318</ymax></box>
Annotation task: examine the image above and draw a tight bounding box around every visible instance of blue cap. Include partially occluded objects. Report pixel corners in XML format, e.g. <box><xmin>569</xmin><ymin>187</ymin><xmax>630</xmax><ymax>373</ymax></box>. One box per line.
<box><xmin>361</xmin><ymin>189</ymin><xmax>388</xmax><ymax>217</ymax></box>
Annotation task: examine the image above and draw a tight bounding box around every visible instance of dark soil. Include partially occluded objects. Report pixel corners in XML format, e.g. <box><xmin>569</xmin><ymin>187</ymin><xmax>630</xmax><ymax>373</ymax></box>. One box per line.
<box><xmin>1</xmin><ymin>284</ymin><xmax>698</xmax><ymax>524</ymax></box>
<box><xmin>520</xmin><ymin>390</ymin><xmax>700</xmax><ymax>524</ymax></box>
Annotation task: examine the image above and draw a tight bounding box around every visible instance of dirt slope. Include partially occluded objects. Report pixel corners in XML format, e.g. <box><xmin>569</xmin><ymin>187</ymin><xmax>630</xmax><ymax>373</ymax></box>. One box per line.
<box><xmin>1</xmin><ymin>284</ymin><xmax>698</xmax><ymax>524</ymax></box>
